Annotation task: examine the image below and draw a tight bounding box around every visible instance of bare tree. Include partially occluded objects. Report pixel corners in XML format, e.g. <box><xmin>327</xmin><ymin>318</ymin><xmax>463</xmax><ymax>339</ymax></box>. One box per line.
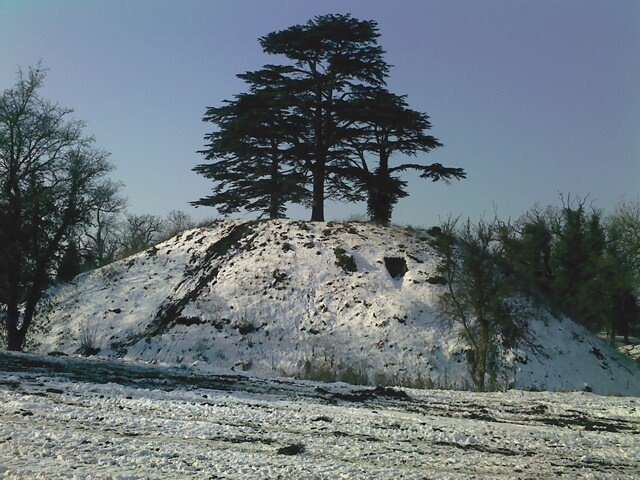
<box><xmin>163</xmin><ymin>210</ymin><xmax>194</xmax><ymax>239</ymax></box>
<box><xmin>80</xmin><ymin>179</ymin><xmax>126</xmax><ymax>267</ymax></box>
<box><xmin>118</xmin><ymin>213</ymin><xmax>164</xmax><ymax>256</ymax></box>
<box><xmin>0</xmin><ymin>65</ymin><xmax>120</xmax><ymax>350</ymax></box>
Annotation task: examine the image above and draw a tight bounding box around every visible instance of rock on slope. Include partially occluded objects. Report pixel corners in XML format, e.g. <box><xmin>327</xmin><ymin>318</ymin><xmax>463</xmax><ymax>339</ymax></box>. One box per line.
<box><xmin>28</xmin><ymin>220</ymin><xmax>639</xmax><ymax>395</ymax></box>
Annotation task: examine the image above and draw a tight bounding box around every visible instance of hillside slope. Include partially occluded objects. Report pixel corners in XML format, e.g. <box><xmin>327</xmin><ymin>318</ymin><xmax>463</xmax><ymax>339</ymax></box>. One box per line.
<box><xmin>27</xmin><ymin>220</ymin><xmax>639</xmax><ymax>395</ymax></box>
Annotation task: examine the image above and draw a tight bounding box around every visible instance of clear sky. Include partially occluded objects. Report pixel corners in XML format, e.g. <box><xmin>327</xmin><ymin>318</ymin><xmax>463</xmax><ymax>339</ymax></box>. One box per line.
<box><xmin>1</xmin><ymin>0</ymin><xmax>638</xmax><ymax>226</ymax></box>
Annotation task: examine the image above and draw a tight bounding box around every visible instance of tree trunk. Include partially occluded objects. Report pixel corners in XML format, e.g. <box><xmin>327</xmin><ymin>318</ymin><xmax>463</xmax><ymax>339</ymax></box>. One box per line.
<box><xmin>269</xmin><ymin>196</ymin><xmax>279</xmax><ymax>220</ymax></box>
<box><xmin>476</xmin><ymin>343</ymin><xmax>487</xmax><ymax>392</ymax></box>
<box><xmin>311</xmin><ymin>162</ymin><xmax>325</xmax><ymax>221</ymax></box>
<box><xmin>4</xmin><ymin>199</ymin><xmax>24</xmax><ymax>351</ymax></box>
<box><xmin>7</xmin><ymin>330</ymin><xmax>25</xmax><ymax>351</ymax></box>
<box><xmin>6</xmin><ymin>207</ymin><xmax>74</xmax><ymax>351</ymax></box>
<box><xmin>268</xmin><ymin>154</ymin><xmax>281</xmax><ymax>220</ymax></box>
<box><xmin>368</xmin><ymin>158</ymin><xmax>393</xmax><ymax>224</ymax></box>
<box><xmin>7</xmin><ymin>261</ymin><xmax>48</xmax><ymax>351</ymax></box>
<box><xmin>609</xmin><ymin>322</ymin><xmax>616</xmax><ymax>347</ymax></box>
<box><xmin>5</xmin><ymin>304</ymin><xmax>23</xmax><ymax>351</ymax></box>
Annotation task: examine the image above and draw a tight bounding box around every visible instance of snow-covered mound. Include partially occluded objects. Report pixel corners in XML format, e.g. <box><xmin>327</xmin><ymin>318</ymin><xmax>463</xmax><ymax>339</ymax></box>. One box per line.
<box><xmin>28</xmin><ymin>220</ymin><xmax>639</xmax><ymax>395</ymax></box>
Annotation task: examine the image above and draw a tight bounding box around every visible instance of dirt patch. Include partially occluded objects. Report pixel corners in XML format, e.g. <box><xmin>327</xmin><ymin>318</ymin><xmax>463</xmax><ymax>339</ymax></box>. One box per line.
<box><xmin>372</xmin><ymin>386</ymin><xmax>410</xmax><ymax>399</ymax></box>
<box><xmin>426</xmin><ymin>275</ymin><xmax>447</xmax><ymax>285</ymax></box>
<box><xmin>433</xmin><ymin>441</ymin><xmax>532</xmax><ymax>457</ymax></box>
<box><xmin>277</xmin><ymin>443</ymin><xmax>305</xmax><ymax>455</ymax></box>
<box><xmin>330</xmin><ymin>386</ymin><xmax>410</xmax><ymax>403</ymax></box>
<box><xmin>139</xmin><ymin>222</ymin><xmax>257</xmax><ymax>340</ymax></box>
<box><xmin>175</xmin><ymin>316</ymin><xmax>205</xmax><ymax>326</ymax></box>
<box><xmin>536</xmin><ymin>412</ymin><xmax>635</xmax><ymax>433</ymax></box>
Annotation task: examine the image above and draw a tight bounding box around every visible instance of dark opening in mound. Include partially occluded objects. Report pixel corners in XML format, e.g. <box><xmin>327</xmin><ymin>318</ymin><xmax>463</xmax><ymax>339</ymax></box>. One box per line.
<box><xmin>384</xmin><ymin>257</ymin><xmax>408</xmax><ymax>278</ymax></box>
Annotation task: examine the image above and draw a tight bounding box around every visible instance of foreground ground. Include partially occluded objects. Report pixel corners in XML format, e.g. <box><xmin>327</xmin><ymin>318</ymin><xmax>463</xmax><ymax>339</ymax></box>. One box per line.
<box><xmin>0</xmin><ymin>352</ymin><xmax>638</xmax><ymax>479</ymax></box>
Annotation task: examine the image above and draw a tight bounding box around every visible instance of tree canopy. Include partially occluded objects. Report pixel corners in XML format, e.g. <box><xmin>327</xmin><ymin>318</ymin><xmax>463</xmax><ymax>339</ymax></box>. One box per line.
<box><xmin>194</xmin><ymin>14</ymin><xmax>465</xmax><ymax>222</ymax></box>
<box><xmin>496</xmin><ymin>198</ymin><xmax>640</xmax><ymax>344</ymax></box>
<box><xmin>344</xmin><ymin>87</ymin><xmax>464</xmax><ymax>222</ymax></box>
<box><xmin>193</xmin><ymin>86</ymin><xmax>308</xmax><ymax>219</ymax></box>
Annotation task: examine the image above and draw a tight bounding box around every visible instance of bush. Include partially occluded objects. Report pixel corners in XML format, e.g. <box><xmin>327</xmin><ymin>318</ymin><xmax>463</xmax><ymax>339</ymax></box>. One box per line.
<box><xmin>334</xmin><ymin>247</ymin><xmax>357</xmax><ymax>273</ymax></box>
<box><xmin>79</xmin><ymin>321</ymin><xmax>100</xmax><ymax>356</ymax></box>
<box><xmin>435</xmin><ymin>217</ymin><xmax>524</xmax><ymax>391</ymax></box>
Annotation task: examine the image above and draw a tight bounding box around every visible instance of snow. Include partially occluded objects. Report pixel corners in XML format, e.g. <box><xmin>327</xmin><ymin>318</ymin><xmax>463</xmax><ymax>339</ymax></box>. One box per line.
<box><xmin>621</xmin><ymin>343</ymin><xmax>640</xmax><ymax>361</ymax></box>
<box><xmin>25</xmin><ymin>220</ymin><xmax>640</xmax><ymax>395</ymax></box>
<box><xmin>1</xmin><ymin>352</ymin><xmax>639</xmax><ymax>479</ymax></box>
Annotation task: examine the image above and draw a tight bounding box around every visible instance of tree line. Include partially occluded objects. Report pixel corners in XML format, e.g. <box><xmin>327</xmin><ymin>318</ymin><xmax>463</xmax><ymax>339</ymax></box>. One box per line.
<box><xmin>436</xmin><ymin>198</ymin><xmax>640</xmax><ymax>391</ymax></box>
<box><xmin>57</xmin><ymin>209</ymin><xmax>196</xmax><ymax>282</ymax></box>
<box><xmin>192</xmin><ymin>14</ymin><xmax>465</xmax><ymax>223</ymax></box>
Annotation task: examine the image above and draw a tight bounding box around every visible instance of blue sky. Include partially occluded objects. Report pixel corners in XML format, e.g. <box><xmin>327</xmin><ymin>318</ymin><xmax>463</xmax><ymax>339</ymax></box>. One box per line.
<box><xmin>1</xmin><ymin>0</ymin><xmax>638</xmax><ymax>225</ymax></box>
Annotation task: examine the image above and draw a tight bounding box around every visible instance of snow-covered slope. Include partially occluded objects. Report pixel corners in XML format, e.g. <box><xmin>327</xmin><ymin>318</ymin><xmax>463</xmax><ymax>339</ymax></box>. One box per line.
<box><xmin>27</xmin><ymin>220</ymin><xmax>639</xmax><ymax>395</ymax></box>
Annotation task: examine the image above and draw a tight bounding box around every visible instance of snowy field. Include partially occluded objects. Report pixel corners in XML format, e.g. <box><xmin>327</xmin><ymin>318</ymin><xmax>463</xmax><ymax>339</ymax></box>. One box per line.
<box><xmin>0</xmin><ymin>352</ymin><xmax>638</xmax><ymax>479</ymax></box>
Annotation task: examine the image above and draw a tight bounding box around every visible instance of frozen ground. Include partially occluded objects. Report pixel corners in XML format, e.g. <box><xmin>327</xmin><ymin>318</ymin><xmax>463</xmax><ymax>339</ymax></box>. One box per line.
<box><xmin>1</xmin><ymin>352</ymin><xmax>638</xmax><ymax>479</ymax></box>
